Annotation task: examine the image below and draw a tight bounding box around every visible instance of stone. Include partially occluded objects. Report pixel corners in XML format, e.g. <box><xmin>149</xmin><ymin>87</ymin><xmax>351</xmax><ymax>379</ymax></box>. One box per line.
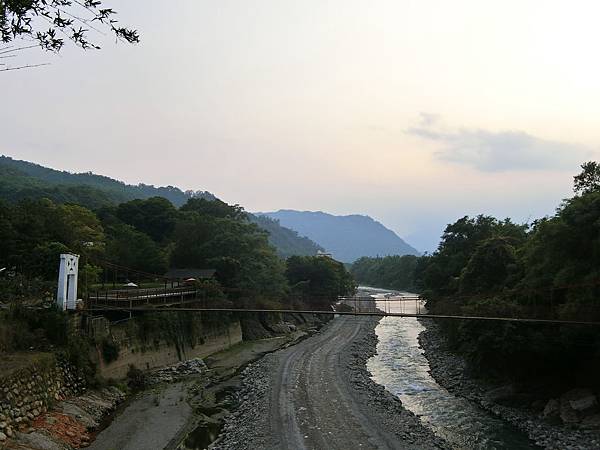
<box><xmin>543</xmin><ymin>398</ymin><xmax>560</xmax><ymax>420</ymax></box>
<box><xmin>581</xmin><ymin>414</ymin><xmax>600</xmax><ymax>430</ymax></box>
<box><xmin>0</xmin><ymin>431</ymin><xmax>6</xmax><ymax>441</ymax></box>
<box><xmin>562</xmin><ymin>389</ymin><xmax>598</xmax><ymax>413</ymax></box>
<box><xmin>560</xmin><ymin>398</ymin><xmax>580</xmax><ymax>424</ymax></box>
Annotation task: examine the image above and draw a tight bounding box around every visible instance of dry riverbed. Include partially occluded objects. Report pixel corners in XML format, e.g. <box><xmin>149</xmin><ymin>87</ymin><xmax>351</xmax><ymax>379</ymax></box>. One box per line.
<box><xmin>213</xmin><ymin>316</ymin><xmax>448</xmax><ymax>450</ymax></box>
<box><xmin>89</xmin><ymin>330</ymin><xmax>309</xmax><ymax>450</ymax></box>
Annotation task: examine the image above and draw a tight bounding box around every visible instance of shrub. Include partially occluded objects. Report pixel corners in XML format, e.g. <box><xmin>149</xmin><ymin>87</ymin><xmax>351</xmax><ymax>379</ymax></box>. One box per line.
<box><xmin>101</xmin><ymin>338</ymin><xmax>120</xmax><ymax>364</ymax></box>
<box><xmin>126</xmin><ymin>364</ymin><xmax>147</xmax><ymax>391</ymax></box>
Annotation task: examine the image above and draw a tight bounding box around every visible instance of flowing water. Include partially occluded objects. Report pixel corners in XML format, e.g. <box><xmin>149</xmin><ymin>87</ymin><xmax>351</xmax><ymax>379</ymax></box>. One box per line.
<box><xmin>365</xmin><ymin>288</ymin><xmax>537</xmax><ymax>449</ymax></box>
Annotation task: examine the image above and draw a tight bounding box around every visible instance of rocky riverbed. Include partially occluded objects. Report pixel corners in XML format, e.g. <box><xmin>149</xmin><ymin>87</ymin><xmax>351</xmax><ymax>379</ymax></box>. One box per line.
<box><xmin>213</xmin><ymin>316</ymin><xmax>447</xmax><ymax>449</ymax></box>
<box><xmin>418</xmin><ymin>320</ymin><xmax>600</xmax><ymax>450</ymax></box>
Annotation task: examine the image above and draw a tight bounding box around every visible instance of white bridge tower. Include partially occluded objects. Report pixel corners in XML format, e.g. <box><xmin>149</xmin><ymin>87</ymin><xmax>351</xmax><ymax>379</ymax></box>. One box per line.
<box><xmin>57</xmin><ymin>253</ymin><xmax>79</xmax><ymax>311</ymax></box>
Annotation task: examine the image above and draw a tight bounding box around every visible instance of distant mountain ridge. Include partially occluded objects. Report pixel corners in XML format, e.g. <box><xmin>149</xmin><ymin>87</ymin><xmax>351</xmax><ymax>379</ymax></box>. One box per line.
<box><xmin>257</xmin><ymin>210</ymin><xmax>420</xmax><ymax>262</ymax></box>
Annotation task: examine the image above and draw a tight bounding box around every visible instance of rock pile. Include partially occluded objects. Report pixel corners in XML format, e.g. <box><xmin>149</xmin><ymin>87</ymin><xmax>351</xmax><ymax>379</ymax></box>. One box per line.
<box><xmin>211</xmin><ymin>355</ymin><xmax>276</xmax><ymax>449</ymax></box>
<box><xmin>146</xmin><ymin>358</ymin><xmax>208</xmax><ymax>385</ymax></box>
<box><xmin>0</xmin><ymin>355</ymin><xmax>84</xmax><ymax>441</ymax></box>
<box><xmin>11</xmin><ymin>386</ymin><xmax>125</xmax><ymax>449</ymax></box>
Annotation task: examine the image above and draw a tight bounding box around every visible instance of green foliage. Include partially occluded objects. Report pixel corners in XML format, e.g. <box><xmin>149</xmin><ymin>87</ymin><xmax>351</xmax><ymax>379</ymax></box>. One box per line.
<box><xmin>459</xmin><ymin>237</ymin><xmax>520</xmax><ymax>294</ymax></box>
<box><xmin>412</xmin><ymin>167</ymin><xmax>600</xmax><ymax>386</ymax></box>
<box><xmin>416</xmin><ymin>215</ymin><xmax>527</xmax><ymax>298</ymax></box>
<box><xmin>126</xmin><ymin>365</ymin><xmax>147</xmax><ymax>391</ymax></box>
<box><xmin>180</xmin><ymin>197</ymin><xmax>246</xmax><ymax>220</ymax></box>
<box><xmin>105</xmin><ymin>223</ymin><xmax>168</xmax><ymax>275</ymax></box>
<box><xmin>248</xmin><ymin>215</ymin><xmax>324</xmax><ymax>258</ymax></box>
<box><xmin>573</xmin><ymin>161</ymin><xmax>600</xmax><ymax>195</ymax></box>
<box><xmin>101</xmin><ymin>338</ymin><xmax>120</xmax><ymax>364</ymax></box>
<box><xmin>0</xmin><ymin>156</ymin><xmax>215</xmax><ymax>208</ymax></box>
<box><xmin>116</xmin><ymin>197</ymin><xmax>177</xmax><ymax>243</ymax></box>
<box><xmin>285</xmin><ymin>255</ymin><xmax>356</xmax><ymax>309</ymax></box>
<box><xmin>171</xmin><ymin>202</ymin><xmax>287</xmax><ymax>297</ymax></box>
<box><xmin>350</xmin><ymin>255</ymin><xmax>419</xmax><ymax>291</ymax></box>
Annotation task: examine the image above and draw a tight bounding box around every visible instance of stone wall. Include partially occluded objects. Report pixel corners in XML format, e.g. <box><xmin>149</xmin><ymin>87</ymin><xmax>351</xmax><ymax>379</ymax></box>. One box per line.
<box><xmin>97</xmin><ymin>320</ymin><xmax>243</xmax><ymax>379</ymax></box>
<box><xmin>0</xmin><ymin>354</ymin><xmax>84</xmax><ymax>441</ymax></box>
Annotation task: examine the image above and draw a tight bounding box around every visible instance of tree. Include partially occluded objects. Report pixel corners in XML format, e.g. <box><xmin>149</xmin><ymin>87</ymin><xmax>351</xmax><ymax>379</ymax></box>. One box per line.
<box><xmin>105</xmin><ymin>223</ymin><xmax>167</xmax><ymax>275</ymax></box>
<box><xmin>573</xmin><ymin>161</ymin><xmax>600</xmax><ymax>195</ymax></box>
<box><xmin>459</xmin><ymin>237</ymin><xmax>519</xmax><ymax>294</ymax></box>
<box><xmin>286</xmin><ymin>255</ymin><xmax>356</xmax><ymax>309</ymax></box>
<box><xmin>170</xmin><ymin>212</ymin><xmax>287</xmax><ymax>297</ymax></box>
<box><xmin>116</xmin><ymin>197</ymin><xmax>177</xmax><ymax>243</ymax></box>
<box><xmin>180</xmin><ymin>198</ymin><xmax>246</xmax><ymax>221</ymax></box>
<box><xmin>1</xmin><ymin>0</ymin><xmax>138</xmax><ymax>71</ymax></box>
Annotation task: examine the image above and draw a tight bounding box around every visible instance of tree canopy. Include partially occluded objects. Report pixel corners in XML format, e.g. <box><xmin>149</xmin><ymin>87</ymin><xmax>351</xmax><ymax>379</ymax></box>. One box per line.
<box><xmin>286</xmin><ymin>255</ymin><xmax>356</xmax><ymax>310</ymax></box>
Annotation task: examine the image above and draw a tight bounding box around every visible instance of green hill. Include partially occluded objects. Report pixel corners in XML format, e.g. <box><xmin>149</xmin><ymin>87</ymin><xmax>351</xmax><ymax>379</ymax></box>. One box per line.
<box><xmin>0</xmin><ymin>155</ymin><xmax>322</xmax><ymax>258</ymax></box>
<box><xmin>249</xmin><ymin>215</ymin><xmax>324</xmax><ymax>258</ymax></box>
<box><xmin>0</xmin><ymin>155</ymin><xmax>214</xmax><ymax>208</ymax></box>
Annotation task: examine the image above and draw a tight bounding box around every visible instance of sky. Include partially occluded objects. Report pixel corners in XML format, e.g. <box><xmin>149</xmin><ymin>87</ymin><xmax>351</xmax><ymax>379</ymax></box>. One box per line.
<box><xmin>2</xmin><ymin>0</ymin><xmax>600</xmax><ymax>252</ymax></box>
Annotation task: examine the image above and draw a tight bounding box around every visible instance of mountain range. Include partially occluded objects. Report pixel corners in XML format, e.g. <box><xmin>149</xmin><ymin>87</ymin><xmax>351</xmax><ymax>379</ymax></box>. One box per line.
<box><xmin>257</xmin><ymin>210</ymin><xmax>420</xmax><ymax>263</ymax></box>
<box><xmin>0</xmin><ymin>155</ymin><xmax>419</xmax><ymax>262</ymax></box>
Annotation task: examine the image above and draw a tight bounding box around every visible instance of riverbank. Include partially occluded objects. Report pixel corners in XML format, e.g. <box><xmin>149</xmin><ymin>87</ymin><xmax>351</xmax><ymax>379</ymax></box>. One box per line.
<box><xmin>419</xmin><ymin>320</ymin><xmax>600</xmax><ymax>450</ymax></box>
<box><xmin>88</xmin><ymin>329</ymin><xmax>310</xmax><ymax>450</ymax></box>
<box><xmin>213</xmin><ymin>315</ymin><xmax>447</xmax><ymax>449</ymax></box>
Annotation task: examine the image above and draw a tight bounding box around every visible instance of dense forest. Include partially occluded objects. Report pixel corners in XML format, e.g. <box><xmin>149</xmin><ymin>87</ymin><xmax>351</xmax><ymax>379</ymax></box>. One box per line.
<box><xmin>0</xmin><ymin>155</ymin><xmax>214</xmax><ymax>208</ymax></box>
<box><xmin>351</xmin><ymin>255</ymin><xmax>420</xmax><ymax>291</ymax></box>
<box><xmin>0</xmin><ymin>156</ymin><xmax>357</xmax><ymax>356</ymax></box>
<box><xmin>0</xmin><ymin>193</ymin><xmax>356</xmax><ymax>353</ymax></box>
<box><xmin>352</xmin><ymin>162</ymin><xmax>600</xmax><ymax>389</ymax></box>
<box><xmin>0</xmin><ymin>155</ymin><xmax>322</xmax><ymax>258</ymax></box>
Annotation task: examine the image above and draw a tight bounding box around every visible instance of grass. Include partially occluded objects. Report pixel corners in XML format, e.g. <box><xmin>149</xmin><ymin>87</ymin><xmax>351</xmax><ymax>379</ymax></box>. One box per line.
<box><xmin>0</xmin><ymin>352</ymin><xmax>53</xmax><ymax>378</ymax></box>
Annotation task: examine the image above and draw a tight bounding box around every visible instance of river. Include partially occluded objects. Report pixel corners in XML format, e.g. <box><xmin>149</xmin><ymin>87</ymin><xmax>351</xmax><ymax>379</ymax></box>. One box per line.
<box><xmin>364</xmin><ymin>288</ymin><xmax>537</xmax><ymax>450</ymax></box>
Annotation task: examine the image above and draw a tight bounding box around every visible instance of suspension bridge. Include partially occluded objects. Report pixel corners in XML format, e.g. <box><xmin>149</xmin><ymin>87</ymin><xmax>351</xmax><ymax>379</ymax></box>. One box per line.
<box><xmin>79</xmin><ymin>257</ymin><xmax>600</xmax><ymax>326</ymax></box>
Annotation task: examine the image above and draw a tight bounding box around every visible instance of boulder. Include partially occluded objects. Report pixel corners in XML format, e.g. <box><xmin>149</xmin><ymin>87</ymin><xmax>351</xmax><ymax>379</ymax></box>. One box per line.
<box><xmin>560</xmin><ymin>398</ymin><xmax>580</xmax><ymax>424</ymax></box>
<box><xmin>543</xmin><ymin>398</ymin><xmax>561</xmax><ymax>421</ymax></box>
<box><xmin>562</xmin><ymin>388</ymin><xmax>597</xmax><ymax>413</ymax></box>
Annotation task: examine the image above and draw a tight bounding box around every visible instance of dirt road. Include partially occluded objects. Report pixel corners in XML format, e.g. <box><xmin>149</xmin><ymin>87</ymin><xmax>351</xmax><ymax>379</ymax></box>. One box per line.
<box><xmin>216</xmin><ymin>316</ymin><xmax>445</xmax><ymax>450</ymax></box>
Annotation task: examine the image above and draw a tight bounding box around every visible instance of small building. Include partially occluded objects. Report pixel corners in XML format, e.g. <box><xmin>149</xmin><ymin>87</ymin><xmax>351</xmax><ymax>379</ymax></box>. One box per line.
<box><xmin>164</xmin><ymin>268</ymin><xmax>216</xmax><ymax>283</ymax></box>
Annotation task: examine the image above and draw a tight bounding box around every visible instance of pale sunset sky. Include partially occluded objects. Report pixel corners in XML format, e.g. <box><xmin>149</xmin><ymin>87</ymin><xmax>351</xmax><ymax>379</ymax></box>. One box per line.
<box><xmin>2</xmin><ymin>0</ymin><xmax>599</xmax><ymax>251</ymax></box>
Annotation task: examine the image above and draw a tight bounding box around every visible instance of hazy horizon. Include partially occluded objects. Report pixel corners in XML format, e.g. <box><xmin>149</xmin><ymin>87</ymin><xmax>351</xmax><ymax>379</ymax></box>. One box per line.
<box><xmin>4</xmin><ymin>0</ymin><xmax>599</xmax><ymax>252</ymax></box>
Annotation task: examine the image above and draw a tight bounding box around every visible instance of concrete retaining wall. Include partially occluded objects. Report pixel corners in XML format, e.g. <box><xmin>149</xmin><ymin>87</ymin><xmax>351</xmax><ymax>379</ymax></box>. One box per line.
<box><xmin>97</xmin><ymin>320</ymin><xmax>243</xmax><ymax>379</ymax></box>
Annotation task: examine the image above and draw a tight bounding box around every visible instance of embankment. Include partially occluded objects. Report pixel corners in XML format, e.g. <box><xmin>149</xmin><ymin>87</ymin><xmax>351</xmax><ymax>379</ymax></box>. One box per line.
<box><xmin>419</xmin><ymin>320</ymin><xmax>600</xmax><ymax>450</ymax></box>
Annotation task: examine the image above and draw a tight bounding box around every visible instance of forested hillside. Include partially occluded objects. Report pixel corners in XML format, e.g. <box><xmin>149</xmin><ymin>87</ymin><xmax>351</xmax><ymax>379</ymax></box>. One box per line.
<box><xmin>0</xmin><ymin>155</ymin><xmax>214</xmax><ymax>208</ymax></box>
<box><xmin>351</xmin><ymin>255</ymin><xmax>420</xmax><ymax>291</ymax></box>
<box><xmin>358</xmin><ymin>162</ymin><xmax>600</xmax><ymax>390</ymax></box>
<box><xmin>258</xmin><ymin>210</ymin><xmax>420</xmax><ymax>262</ymax></box>
<box><xmin>0</xmin><ymin>156</ymin><xmax>322</xmax><ymax>258</ymax></box>
<box><xmin>249</xmin><ymin>215</ymin><xmax>324</xmax><ymax>258</ymax></box>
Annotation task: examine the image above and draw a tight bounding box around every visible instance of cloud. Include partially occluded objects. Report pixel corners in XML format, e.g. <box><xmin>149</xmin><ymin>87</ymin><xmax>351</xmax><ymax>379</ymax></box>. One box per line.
<box><xmin>407</xmin><ymin>117</ymin><xmax>591</xmax><ymax>172</ymax></box>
